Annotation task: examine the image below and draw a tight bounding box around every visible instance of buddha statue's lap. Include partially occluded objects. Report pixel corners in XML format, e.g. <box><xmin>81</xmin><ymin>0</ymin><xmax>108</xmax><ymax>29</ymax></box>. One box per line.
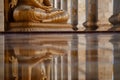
<box><xmin>12</xmin><ymin>0</ymin><xmax>69</xmax><ymax>23</ymax></box>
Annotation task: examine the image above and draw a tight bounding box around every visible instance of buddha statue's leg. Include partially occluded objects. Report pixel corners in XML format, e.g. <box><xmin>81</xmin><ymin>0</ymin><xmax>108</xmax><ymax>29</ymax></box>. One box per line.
<box><xmin>47</xmin><ymin>10</ymin><xmax>64</xmax><ymax>18</ymax></box>
<box><xmin>13</xmin><ymin>5</ymin><xmax>48</xmax><ymax>22</ymax></box>
<box><xmin>42</xmin><ymin>12</ymin><xmax>69</xmax><ymax>23</ymax></box>
<box><xmin>13</xmin><ymin>5</ymin><xmax>69</xmax><ymax>23</ymax></box>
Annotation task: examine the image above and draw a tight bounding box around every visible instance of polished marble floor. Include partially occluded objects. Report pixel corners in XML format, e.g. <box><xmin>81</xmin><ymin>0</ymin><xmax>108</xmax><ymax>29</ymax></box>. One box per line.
<box><xmin>0</xmin><ymin>33</ymin><xmax>120</xmax><ymax>80</ymax></box>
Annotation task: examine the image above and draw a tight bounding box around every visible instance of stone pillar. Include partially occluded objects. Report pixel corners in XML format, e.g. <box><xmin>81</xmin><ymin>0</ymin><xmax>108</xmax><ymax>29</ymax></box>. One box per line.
<box><xmin>109</xmin><ymin>0</ymin><xmax>120</xmax><ymax>30</ymax></box>
<box><xmin>83</xmin><ymin>0</ymin><xmax>98</xmax><ymax>31</ymax></box>
<box><xmin>57</xmin><ymin>0</ymin><xmax>61</xmax><ymax>9</ymax></box>
<box><xmin>60</xmin><ymin>0</ymin><xmax>67</xmax><ymax>10</ymax></box>
<box><xmin>77</xmin><ymin>0</ymin><xmax>86</xmax><ymax>29</ymax></box>
<box><xmin>71</xmin><ymin>0</ymin><xmax>78</xmax><ymax>30</ymax></box>
<box><xmin>71</xmin><ymin>34</ymin><xmax>78</xmax><ymax>79</ymax></box>
<box><xmin>67</xmin><ymin>0</ymin><xmax>72</xmax><ymax>24</ymax></box>
<box><xmin>53</xmin><ymin>0</ymin><xmax>61</xmax><ymax>9</ymax></box>
<box><xmin>110</xmin><ymin>34</ymin><xmax>120</xmax><ymax>80</ymax></box>
<box><xmin>0</xmin><ymin>0</ymin><xmax>4</xmax><ymax>31</ymax></box>
<box><xmin>97</xmin><ymin>0</ymin><xmax>113</xmax><ymax>26</ymax></box>
<box><xmin>53</xmin><ymin>0</ymin><xmax>58</xmax><ymax>8</ymax></box>
<box><xmin>113</xmin><ymin>0</ymin><xmax>120</xmax><ymax>14</ymax></box>
<box><xmin>86</xmin><ymin>34</ymin><xmax>98</xmax><ymax>80</ymax></box>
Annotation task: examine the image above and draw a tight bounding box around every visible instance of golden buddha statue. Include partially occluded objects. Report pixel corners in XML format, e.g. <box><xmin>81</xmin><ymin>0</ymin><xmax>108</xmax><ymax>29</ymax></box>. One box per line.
<box><xmin>10</xmin><ymin>0</ymin><xmax>69</xmax><ymax>23</ymax></box>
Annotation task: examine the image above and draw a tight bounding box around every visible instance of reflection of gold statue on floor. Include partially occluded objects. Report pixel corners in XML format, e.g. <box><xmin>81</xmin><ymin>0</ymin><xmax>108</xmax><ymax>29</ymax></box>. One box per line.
<box><xmin>10</xmin><ymin>0</ymin><xmax>69</xmax><ymax>23</ymax></box>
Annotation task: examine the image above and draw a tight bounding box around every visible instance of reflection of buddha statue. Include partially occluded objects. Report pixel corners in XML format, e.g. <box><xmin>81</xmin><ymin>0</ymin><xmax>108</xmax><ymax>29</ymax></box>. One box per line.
<box><xmin>10</xmin><ymin>0</ymin><xmax>69</xmax><ymax>23</ymax></box>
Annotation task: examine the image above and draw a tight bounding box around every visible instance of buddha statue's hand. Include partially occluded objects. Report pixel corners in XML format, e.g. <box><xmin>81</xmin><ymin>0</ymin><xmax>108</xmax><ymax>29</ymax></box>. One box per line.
<box><xmin>42</xmin><ymin>5</ymin><xmax>52</xmax><ymax>10</ymax></box>
<box><xmin>9</xmin><ymin>0</ymin><xmax>18</xmax><ymax>8</ymax></box>
<box><xmin>46</xmin><ymin>8</ymin><xmax>52</xmax><ymax>13</ymax></box>
<box><xmin>45</xmin><ymin>6</ymin><xmax>53</xmax><ymax>13</ymax></box>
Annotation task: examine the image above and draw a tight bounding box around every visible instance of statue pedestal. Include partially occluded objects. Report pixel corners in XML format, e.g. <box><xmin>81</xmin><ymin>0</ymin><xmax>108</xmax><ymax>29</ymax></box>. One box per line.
<box><xmin>9</xmin><ymin>22</ymin><xmax>73</xmax><ymax>32</ymax></box>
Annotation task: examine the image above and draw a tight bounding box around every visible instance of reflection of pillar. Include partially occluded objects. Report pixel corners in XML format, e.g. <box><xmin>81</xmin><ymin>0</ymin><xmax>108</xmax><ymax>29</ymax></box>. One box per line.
<box><xmin>50</xmin><ymin>55</ymin><xmax>68</xmax><ymax>80</ymax></box>
<box><xmin>110</xmin><ymin>34</ymin><xmax>120</xmax><ymax>80</ymax></box>
<box><xmin>98</xmin><ymin>35</ymin><xmax>113</xmax><ymax>80</ymax></box>
<box><xmin>57</xmin><ymin>56</ymin><xmax>61</xmax><ymax>80</ymax></box>
<box><xmin>44</xmin><ymin>60</ymin><xmax>51</xmax><ymax>80</ymax></box>
<box><xmin>68</xmin><ymin>41</ymin><xmax>72</xmax><ymax>80</ymax></box>
<box><xmin>71</xmin><ymin>0</ymin><xmax>78</xmax><ymax>30</ymax></box>
<box><xmin>83</xmin><ymin>0</ymin><xmax>98</xmax><ymax>31</ymax></box>
<box><xmin>86</xmin><ymin>34</ymin><xmax>98</xmax><ymax>80</ymax></box>
<box><xmin>5</xmin><ymin>50</ymin><xmax>11</xmax><ymax>80</ymax></box>
<box><xmin>71</xmin><ymin>34</ymin><xmax>78</xmax><ymax>79</ymax></box>
<box><xmin>61</xmin><ymin>56</ymin><xmax>63</xmax><ymax>80</ymax></box>
<box><xmin>5</xmin><ymin>49</ymin><xmax>17</xmax><ymax>80</ymax></box>
<box><xmin>18</xmin><ymin>61</ymin><xmax>32</xmax><ymax>80</ymax></box>
<box><xmin>21</xmin><ymin>65</ymin><xmax>31</xmax><ymax>80</ymax></box>
<box><xmin>54</xmin><ymin>57</ymin><xmax>58</xmax><ymax>80</ymax></box>
<box><xmin>51</xmin><ymin>58</ymin><xmax>54</xmax><ymax>80</ymax></box>
<box><xmin>63</xmin><ymin>55</ymin><xmax>68</xmax><ymax>80</ymax></box>
<box><xmin>0</xmin><ymin>35</ymin><xmax>4</xmax><ymax>80</ymax></box>
<box><xmin>78</xmin><ymin>35</ymin><xmax>86</xmax><ymax>80</ymax></box>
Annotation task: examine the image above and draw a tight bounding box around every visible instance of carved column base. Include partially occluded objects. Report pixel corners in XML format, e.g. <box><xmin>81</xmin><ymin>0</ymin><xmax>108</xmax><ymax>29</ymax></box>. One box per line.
<box><xmin>109</xmin><ymin>13</ymin><xmax>120</xmax><ymax>31</ymax></box>
<box><xmin>109</xmin><ymin>13</ymin><xmax>120</xmax><ymax>25</ymax></box>
<box><xmin>9</xmin><ymin>22</ymin><xmax>73</xmax><ymax>32</ymax></box>
<box><xmin>72</xmin><ymin>24</ymin><xmax>78</xmax><ymax>31</ymax></box>
<box><xmin>109</xmin><ymin>25</ymin><xmax>120</xmax><ymax>31</ymax></box>
<box><xmin>83</xmin><ymin>21</ymin><xmax>98</xmax><ymax>31</ymax></box>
